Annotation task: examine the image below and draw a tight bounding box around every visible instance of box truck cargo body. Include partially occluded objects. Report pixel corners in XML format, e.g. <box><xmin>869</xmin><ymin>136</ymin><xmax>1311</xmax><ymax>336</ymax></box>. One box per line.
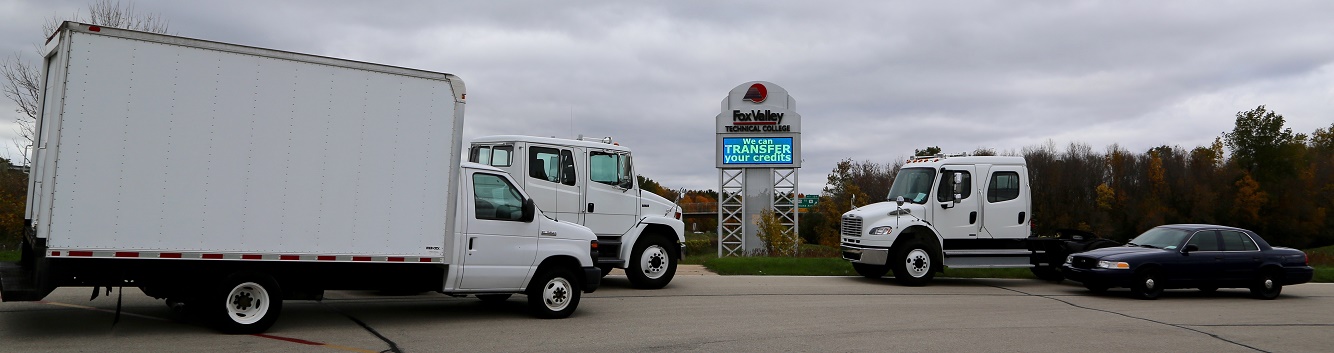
<box><xmin>0</xmin><ymin>22</ymin><xmax>599</xmax><ymax>334</ymax></box>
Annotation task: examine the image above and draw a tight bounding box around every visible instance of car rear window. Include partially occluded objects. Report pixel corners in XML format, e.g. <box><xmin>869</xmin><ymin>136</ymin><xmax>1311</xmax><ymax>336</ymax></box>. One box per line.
<box><xmin>1221</xmin><ymin>231</ymin><xmax>1259</xmax><ymax>251</ymax></box>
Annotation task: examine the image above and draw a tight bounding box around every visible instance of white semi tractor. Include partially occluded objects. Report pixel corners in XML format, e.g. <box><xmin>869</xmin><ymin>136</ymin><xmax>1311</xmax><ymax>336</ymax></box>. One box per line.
<box><xmin>0</xmin><ymin>22</ymin><xmax>600</xmax><ymax>334</ymax></box>
<box><xmin>840</xmin><ymin>154</ymin><xmax>1115</xmax><ymax>285</ymax></box>
<box><xmin>469</xmin><ymin>136</ymin><xmax>685</xmax><ymax>289</ymax></box>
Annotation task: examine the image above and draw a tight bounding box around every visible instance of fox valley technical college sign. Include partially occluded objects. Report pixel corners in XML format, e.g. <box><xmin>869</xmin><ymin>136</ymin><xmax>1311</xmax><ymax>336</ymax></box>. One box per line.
<box><xmin>715</xmin><ymin>82</ymin><xmax>801</xmax><ymax>168</ymax></box>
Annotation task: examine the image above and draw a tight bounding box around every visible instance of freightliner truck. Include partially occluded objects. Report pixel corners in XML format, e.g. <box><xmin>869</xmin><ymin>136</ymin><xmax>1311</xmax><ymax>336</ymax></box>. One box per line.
<box><xmin>840</xmin><ymin>154</ymin><xmax>1115</xmax><ymax>285</ymax></box>
<box><xmin>0</xmin><ymin>22</ymin><xmax>600</xmax><ymax>334</ymax></box>
<box><xmin>469</xmin><ymin>136</ymin><xmax>685</xmax><ymax>289</ymax></box>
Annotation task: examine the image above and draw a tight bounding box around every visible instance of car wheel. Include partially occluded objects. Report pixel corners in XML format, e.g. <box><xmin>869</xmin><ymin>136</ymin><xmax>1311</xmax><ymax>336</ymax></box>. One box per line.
<box><xmin>627</xmin><ymin>236</ymin><xmax>677</xmax><ymax>289</ymax></box>
<box><xmin>1250</xmin><ymin>271</ymin><xmax>1283</xmax><ymax>300</ymax></box>
<box><xmin>1084</xmin><ymin>283</ymin><xmax>1108</xmax><ymax>294</ymax></box>
<box><xmin>891</xmin><ymin>241</ymin><xmax>936</xmax><ymax>286</ymax></box>
<box><xmin>1131</xmin><ymin>270</ymin><xmax>1163</xmax><ymax>300</ymax></box>
<box><xmin>852</xmin><ymin>263</ymin><xmax>890</xmax><ymax>279</ymax></box>
<box><xmin>527</xmin><ymin>267</ymin><xmax>581</xmax><ymax>319</ymax></box>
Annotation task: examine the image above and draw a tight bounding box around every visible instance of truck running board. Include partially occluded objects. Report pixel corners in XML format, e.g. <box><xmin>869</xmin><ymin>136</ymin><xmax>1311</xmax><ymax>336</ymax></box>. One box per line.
<box><xmin>942</xmin><ymin>249</ymin><xmax>1034</xmax><ymax>268</ymax></box>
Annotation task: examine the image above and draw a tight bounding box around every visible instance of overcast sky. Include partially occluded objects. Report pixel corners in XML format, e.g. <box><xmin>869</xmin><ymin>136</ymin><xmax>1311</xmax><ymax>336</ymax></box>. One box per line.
<box><xmin>2</xmin><ymin>0</ymin><xmax>1331</xmax><ymax>195</ymax></box>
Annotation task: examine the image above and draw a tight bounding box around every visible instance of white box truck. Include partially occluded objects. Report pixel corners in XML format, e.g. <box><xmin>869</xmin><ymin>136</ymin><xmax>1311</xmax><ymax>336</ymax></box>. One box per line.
<box><xmin>0</xmin><ymin>22</ymin><xmax>601</xmax><ymax>334</ymax></box>
<box><xmin>469</xmin><ymin>136</ymin><xmax>685</xmax><ymax>288</ymax></box>
<box><xmin>839</xmin><ymin>154</ymin><xmax>1117</xmax><ymax>285</ymax></box>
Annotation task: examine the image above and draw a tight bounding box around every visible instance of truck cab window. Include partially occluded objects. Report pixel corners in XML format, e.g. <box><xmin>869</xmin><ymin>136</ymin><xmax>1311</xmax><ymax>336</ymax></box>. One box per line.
<box><xmin>469</xmin><ymin>145</ymin><xmax>512</xmax><ymax>167</ymax></box>
<box><xmin>529</xmin><ymin>147</ymin><xmax>569</xmax><ymax>184</ymax></box>
<box><xmin>987</xmin><ymin>171</ymin><xmax>1020</xmax><ymax>203</ymax></box>
<box><xmin>886</xmin><ymin>168</ymin><xmax>936</xmax><ymax>204</ymax></box>
<box><xmin>590</xmin><ymin>151</ymin><xmax>632</xmax><ymax>187</ymax></box>
<box><xmin>473</xmin><ymin>173</ymin><xmax>525</xmax><ymax>221</ymax></box>
<box><xmin>936</xmin><ymin>171</ymin><xmax>972</xmax><ymax>202</ymax></box>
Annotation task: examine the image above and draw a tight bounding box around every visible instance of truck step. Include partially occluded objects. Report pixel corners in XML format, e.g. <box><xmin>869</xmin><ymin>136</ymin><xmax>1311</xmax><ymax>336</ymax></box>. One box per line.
<box><xmin>0</xmin><ymin>261</ymin><xmax>43</xmax><ymax>302</ymax></box>
<box><xmin>596</xmin><ymin>237</ymin><xmax>623</xmax><ymax>262</ymax></box>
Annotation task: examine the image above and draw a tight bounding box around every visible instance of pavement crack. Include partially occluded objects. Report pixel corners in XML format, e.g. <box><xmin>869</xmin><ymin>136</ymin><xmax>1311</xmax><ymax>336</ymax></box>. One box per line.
<box><xmin>320</xmin><ymin>302</ymin><xmax>404</xmax><ymax>353</ymax></box>
<box><xmin>988</xmin><ymin>284</ymin><xmax>1270</xmax><ymax>353</ymax></box>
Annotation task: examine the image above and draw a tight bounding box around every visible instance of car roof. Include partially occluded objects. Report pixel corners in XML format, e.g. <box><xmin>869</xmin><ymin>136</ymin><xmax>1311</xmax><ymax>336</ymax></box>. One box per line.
<box><xmin>1156</xmin><ymin>224</ymin><xmax>1250</xmax><ymax>232</ymax></box>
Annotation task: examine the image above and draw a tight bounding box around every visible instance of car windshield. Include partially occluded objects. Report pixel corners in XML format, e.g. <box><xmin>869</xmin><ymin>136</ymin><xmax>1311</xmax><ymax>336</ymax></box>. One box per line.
<box><xmin>886</xmin><ymin>168</ymin><xmax>937</xmax><ymax>204</ymax></box>
<box><xmin>1127</xmin><ymin>227</ymin><xmax>1191</xmax><ymax>250</ymax></box>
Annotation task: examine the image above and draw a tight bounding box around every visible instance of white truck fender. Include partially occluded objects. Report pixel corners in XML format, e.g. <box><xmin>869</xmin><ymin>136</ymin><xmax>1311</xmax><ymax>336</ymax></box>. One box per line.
<box><xmin>616</xmin><ymin>216</ymin><xmax>685</xmax><ymax>266</ymax></box>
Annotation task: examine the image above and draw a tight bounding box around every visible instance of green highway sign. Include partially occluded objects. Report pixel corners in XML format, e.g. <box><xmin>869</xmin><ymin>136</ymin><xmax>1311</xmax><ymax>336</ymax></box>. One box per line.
<box><xmin>798</xmin><ymin>195</ymin><xmax>819</xmax><ymax>209</ymax></box>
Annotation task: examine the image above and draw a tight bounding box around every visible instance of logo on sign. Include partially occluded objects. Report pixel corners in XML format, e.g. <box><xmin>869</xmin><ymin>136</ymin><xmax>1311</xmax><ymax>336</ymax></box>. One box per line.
<box><xmin>743</xmin><ymin>83</ymin><xmax>767</xmax><ymax>103</ymax></box>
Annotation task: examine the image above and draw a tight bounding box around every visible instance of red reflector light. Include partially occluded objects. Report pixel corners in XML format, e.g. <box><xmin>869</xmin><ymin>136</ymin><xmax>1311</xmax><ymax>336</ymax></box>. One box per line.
<box><xmin>89</xmin><ymin>25</ymin><xmax>101</xmax><ymax>32</ymax></box>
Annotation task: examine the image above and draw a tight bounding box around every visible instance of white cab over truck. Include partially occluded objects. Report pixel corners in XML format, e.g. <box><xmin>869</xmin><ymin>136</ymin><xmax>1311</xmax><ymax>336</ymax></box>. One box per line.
<box><xmin>469</xmin><ymin>136</ymin><xmax>685</xmax><ymax>288</ymax></box>
<box><xmin>0</xmin><ymin>22</ymin><xmax>600</xmax><ymax>334</ymax></box>
<box><xmin>840</xmin><ymin>154</ymin><xmax>1114</xmax><ymax>285</ymax></box>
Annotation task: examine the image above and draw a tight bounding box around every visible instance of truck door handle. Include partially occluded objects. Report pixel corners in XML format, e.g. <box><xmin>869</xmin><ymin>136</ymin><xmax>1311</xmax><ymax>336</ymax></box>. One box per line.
<box><xmin>468</xmin><ymin>237</ymin><xmax>475</xmax><ymax>250</ymax></box>
<box><xmin>541</xmin><ymin>231</ymin><xmax>557</xmax><ymax>236</ymax></box>
<box><xmin>587</xmin><ymin>203</ymin><xmax>595</xmax><ymax>212</ymax></box>
<box><xmin>1017</xmin><ymin>212</ymin><xmax>1026</xmax><ymax>225</ymax></box>
<box><xmin>969</xmin><ymin>212</ymin><xmax>977</xmax><ymax>224</ymax></box>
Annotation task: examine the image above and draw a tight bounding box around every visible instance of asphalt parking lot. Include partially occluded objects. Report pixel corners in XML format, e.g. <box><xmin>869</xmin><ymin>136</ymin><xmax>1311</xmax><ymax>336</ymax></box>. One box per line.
<box><xmin>2</xmin><ymin>274</ymin><xmax>1331</xmax><ymax>352</ymax></box>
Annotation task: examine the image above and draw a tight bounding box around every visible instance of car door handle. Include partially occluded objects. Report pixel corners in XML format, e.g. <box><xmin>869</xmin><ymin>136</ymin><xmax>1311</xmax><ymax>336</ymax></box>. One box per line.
<box><xmin>542</xmin><ymin>230</ymin><xmax>557</xmax><ymax>236</ymax></box>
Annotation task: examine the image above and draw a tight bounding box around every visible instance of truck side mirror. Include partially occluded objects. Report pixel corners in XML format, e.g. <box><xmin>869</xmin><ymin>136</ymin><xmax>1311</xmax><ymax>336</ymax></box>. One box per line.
<box><xmin>895</xmin><ymin>196</ymin><xmax>904</xmax><ymax>207</ymax></box>
<box><xmin>520</xmin><ymin>198</ymin><xmax>536</xmax><ymax>222</ymax></box>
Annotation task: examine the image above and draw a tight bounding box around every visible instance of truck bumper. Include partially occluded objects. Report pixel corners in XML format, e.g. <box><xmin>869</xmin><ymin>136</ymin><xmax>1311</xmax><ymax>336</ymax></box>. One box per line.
<box><xmin>582</xmin><ymin>266</ymin><xmax>601</xmax><ymax>293</ymax></box>
<box><xmin>841</xmin><ymin>244</ymin><xmax>890</xmax><ymax>266</ymax></box>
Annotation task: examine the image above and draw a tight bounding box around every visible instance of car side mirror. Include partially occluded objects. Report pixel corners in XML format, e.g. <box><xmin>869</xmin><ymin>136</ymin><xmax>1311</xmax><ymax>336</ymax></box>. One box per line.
<box><xmin>520</xmin><ymin>198</ymin><xmax>536</xmax><ymax>222</ymax></box>
<box><xmin>1182</xmin><ymin>244</ymin><xmax>1199</xmax><ymax>254</ymax></box>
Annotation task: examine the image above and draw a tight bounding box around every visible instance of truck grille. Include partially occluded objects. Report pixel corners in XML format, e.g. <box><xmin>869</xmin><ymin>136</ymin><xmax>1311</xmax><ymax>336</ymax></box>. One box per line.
<box><xmin>841</xmin><ymin>216</ymin><xmax>863</xmax><ymax>237</ymax></box>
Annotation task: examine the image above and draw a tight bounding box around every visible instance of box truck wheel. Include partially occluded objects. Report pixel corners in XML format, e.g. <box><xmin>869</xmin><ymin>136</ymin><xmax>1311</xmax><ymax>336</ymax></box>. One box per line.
<box><xmin>852</xmin><ymin>263</ymin><xmax>889</xmax><ymax>279</ymax></box>
<box><xmin>891</xmin><ymin>241</ymin><xmax>936</xmax><ymax>286</ymax></box>
<box><xmin>627</xmin><ymin>236</ymin><xmax>677</xmax><ymax>289</ymax></box>
<box><xmin>527</xmin><ymin>268</ymin><xmax>581</xmax><ymax>319</ymax></box>
<box><xmin>208</xmin><ymin>273</ymin><xmax>283</xmax><ymax>334</ymax></box>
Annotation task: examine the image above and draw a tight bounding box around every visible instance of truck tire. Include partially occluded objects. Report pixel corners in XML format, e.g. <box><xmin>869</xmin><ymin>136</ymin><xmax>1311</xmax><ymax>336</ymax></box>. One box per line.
<box><xmin>1030</xmin><ymin>266</ymin><xmax>1064</xmax><ymax>282</ymax></box>
<box><xmin>852</xmin><ymin>263</ymin><xmax>889</xmax><ymax>279</ymax></box>
<box><xmin>208</xmin><ymin>273</ymin><xmax>283</xmax><ymax>334</ymax></box>
<box><xmin>891</xmin><ymin>241</ymin><xmax>936</xmax><ymax>286</ymax></box>
<box><xmin>627</xmin><ymin>236</ymin><xmax>677</xmax><ymax>289</ymax></box>
<box><xmin>1249</xmin><ymin>270</ymin><xmax>1282</xmax><ymax>300</ymax></box>
<box><xmin>527</xmin><ymin>267</ymin><xmax>581</xmax><ymax>319</ymax></box>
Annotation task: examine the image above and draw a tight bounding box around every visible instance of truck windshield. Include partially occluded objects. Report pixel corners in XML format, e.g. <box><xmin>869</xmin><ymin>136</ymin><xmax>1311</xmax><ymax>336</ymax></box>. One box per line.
<box><xmin>1126</xmin><ymin>227</ymin><xmax>1190</xmax><ymax>250</ymax></box>
<box><xmin>886</xmin><ymin>168</ymin><xmax>937</xmax><ymax>204</ymax></box>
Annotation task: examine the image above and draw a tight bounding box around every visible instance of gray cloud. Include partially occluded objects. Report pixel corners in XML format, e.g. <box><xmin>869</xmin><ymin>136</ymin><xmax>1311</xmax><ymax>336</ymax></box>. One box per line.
<box><xmin>3</xmin><ymin>0</ymin><xmax>1332</xmax><ymax>194</ymax></box>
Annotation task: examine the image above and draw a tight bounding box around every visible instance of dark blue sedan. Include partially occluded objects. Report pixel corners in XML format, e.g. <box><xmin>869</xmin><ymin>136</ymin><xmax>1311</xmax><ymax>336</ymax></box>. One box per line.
<box><xmin>1062</xmin><ymin>224</ymin><xmax>1314</xmax><ymax>299</ymax></box>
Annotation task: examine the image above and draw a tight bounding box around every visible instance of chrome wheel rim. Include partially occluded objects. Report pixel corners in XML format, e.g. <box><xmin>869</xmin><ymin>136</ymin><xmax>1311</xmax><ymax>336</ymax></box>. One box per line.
<box><xmin>640</xmin><ymin>245</ymin><xmax>669</xmax><ymax>279</ymax></box>
<box><xmin>542</xmin><ymin>277</ymin><xmax>572</xmax><ymax>312</ymax></box>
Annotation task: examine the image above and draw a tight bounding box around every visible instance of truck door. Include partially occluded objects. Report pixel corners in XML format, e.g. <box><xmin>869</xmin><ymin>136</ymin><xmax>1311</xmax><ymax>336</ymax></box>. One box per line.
<box><xmin>980</xmin><ymin>166</ymin><xmax>1030</xmax><ymax>239</ymax></box>
<box><xmin>458</xmin><ymin>171</ymin><xmax>540</xmax><ymax>290</ymax></box>
<box><xmin>934</xmin><ymin>166</ymin><xmax>982</xmax><ymax>239</ymax></box>
<box><xmin>583</xmin><ymin>150</ymin><xmax>638</xmax><ymax>237</ymax></box>
<box><xmin>524</xmin><ymin>145</ymin><xmax>582</xmax><ymax>223</ymax></box>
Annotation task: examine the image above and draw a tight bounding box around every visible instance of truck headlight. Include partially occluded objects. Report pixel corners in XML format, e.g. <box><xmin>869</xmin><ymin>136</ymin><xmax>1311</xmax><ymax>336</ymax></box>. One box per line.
<box><xmin>1096</xmin><ymin>260</ymin><xmax>1130</xmax><ymax>269</ymax></box>
<box><xmin>868</xmin><ymin>226</ymin><xmax>892</xmax><ymax>235</ymax></box>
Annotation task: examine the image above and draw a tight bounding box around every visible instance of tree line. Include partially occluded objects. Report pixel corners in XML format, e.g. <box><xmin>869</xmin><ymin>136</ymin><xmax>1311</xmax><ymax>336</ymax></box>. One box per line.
<box><xmin>804</xmin><ymin>106</ymin><xmax>1333</xmax><ymax>249</ymax></box>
